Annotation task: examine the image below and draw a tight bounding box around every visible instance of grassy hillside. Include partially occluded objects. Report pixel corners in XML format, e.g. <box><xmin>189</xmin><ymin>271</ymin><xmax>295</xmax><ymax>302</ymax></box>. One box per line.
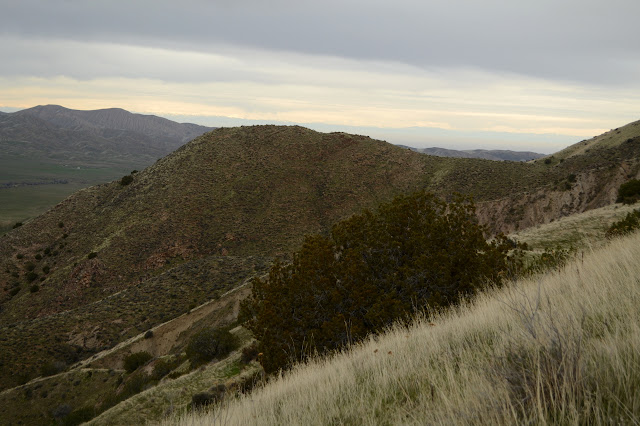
<box><xmin>173</xmin><ymin>229</ymin><xmax>640</xmax><ymax>425</ymax></box>
<box><xmin>1</xmin><ymin>123</ymin><xmax>639</xmax><ymax>423</ymax></box>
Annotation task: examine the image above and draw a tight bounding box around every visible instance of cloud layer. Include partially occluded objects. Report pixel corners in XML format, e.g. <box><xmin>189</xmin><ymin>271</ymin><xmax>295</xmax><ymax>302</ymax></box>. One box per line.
<box><xmin>1</xmin><ymin>0</ymin><xmax>639</xmax><ymax>151</ymax></box>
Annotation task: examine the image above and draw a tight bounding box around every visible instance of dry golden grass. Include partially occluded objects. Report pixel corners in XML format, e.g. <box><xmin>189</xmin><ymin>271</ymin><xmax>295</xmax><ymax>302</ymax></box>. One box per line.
<box><xmin>166</xmin><ymin>230</ymin><xmax>640</xmax><ymax>425</ymax></box>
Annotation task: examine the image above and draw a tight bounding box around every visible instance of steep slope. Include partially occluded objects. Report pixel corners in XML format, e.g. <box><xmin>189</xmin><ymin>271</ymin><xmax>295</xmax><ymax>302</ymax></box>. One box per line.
<box><xmin>476</xmin><ymin>122</ymin><xmax>640</xmax><ymax>233</ymax></box>
<box><xmin>0</xmin><ymin>123</ymin><xmax>638</xmax><ymax>410</ymax></box>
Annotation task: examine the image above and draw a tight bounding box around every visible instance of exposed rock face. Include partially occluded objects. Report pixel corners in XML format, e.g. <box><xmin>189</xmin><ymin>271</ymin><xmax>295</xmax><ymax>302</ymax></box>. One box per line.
<box><xmin>478</xmin><ymin>158</ymin><xmax>640</xmax><ymax>234</ymax></box>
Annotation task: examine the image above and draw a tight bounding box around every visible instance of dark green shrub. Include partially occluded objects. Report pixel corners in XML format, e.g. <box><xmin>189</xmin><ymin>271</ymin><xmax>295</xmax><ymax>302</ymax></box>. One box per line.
<box><xmin>617</xmin><ymin>179</ymin><xmax>640</xmax><ymax>204</ymax></box>
<box><xmin>123</xmin><ymin>351</ymin><xmax>153</xmax><ymax>373</ymax></box>
<box><xmin>191</xmin><ymin>385</ymin><xmax>226</xmax><ymax>409</ymax></box>
<box><xmin>151</xmin><ymin>356</ymin><xmax>183</xmax><ymax>381</ymax></box>
<box><xmin>606</xmin><ymin>209</ymin><xmax>640</xmax><ymax>238</ymax></box>
<box><xmin>240</xmin><ymin>190</ymin><xmax>513</xmax><ymax>373</ymax></box>
<box><xmin>26</xmin><ymin>272</ymin><xmax>39</xmax><ymax>282</ymax></box>
<box><xmin>58</xmin><ymin>222</ymin><xmax>64</xmax><ymax>228</ymax></box>
<box><xmin>544</xmin><ymin>158</ymin><xmax>552</xmax><ymax>164</ymax></box>
<box><xmin>24</xmin><ymin>262</ymin><xmax>35</xmax><ymax>272</ymax></box>
<box><xmin>44</xmin><ymin>248</ymin><xmax>51</xmax><ymax>255</ymax></box>
<box><xmin>30</xmin><ymin>284</ymin><xmax>40</xmax><ymax>293</ymax></box>
<box><xmin>87</xmin><ymin>252</ymin><xmax>97</xmax><ymax>259</ymax></box>
<box><xmin>12</xmin><ymin>222</ymin><xmax>22</xmax><ymax>229</ymax></box>
<box><xmin>52</xmin><ymin>404</ymin><xmax>72</xmax><ymax>419</ymax></box>
<box><xmin>40</xmin><ymin>360</ymin><xmax>65</xmax><ymax>377</ymax></box>
<box><xmin>567</xmin><ymin>174</ymin><xmax>577</xmax><ymax>183</ymax></box>
<box><xmin>120</xmin><ymin>372</ymin><xmax>151</xmax><ymax>397</ymax></box>
<box><xmin>9</xmin><ymin>287</ymin><xmax>20</xmax><ymax>297</ymax></box>
<box><xmin>35</xmin><ymin>254</ymin><xmax>42</xmax><ymax>260</ymax></box>
<box><xmin>43</xmin><ymin>265</ymin><xmax>50</xmax><ymax>274</ymax></box>
<box><xmin>61</xmin><ymin>406</ymin><xmax>95</xmax><ymax>426</ymax></box>
<box><xmin>524</xmin><ymin>247</ymin><xmax>573</xmax><ymax>275</ymax></box>
<box><xmin>241</xmin><ymin>343</ymin><xmax>260</xmax><ymax>364</ymax></box>
<box><xmin>144</xmin><ymin>330</ymin><xmax>154</xmax><ymax>339</ymax></box>
<box><xmin>119</xmin><ymin>175</ymin><xmax>134</xmax><ymax>186</ymax></box>
<box><xmin>16</xmin><ymin>253</ymin><xmax>23</xmax><ymax>259</ymax></box>
<box><xmin>185</xmin><ymin>327</ymin><xmax>238</xmax><ymax>366</ymax></box>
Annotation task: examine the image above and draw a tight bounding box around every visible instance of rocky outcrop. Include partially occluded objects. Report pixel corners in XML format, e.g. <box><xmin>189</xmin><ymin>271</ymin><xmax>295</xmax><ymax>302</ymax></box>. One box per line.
<box><xmin>478</xmin><ymin>158</ymin><xmax>640</xmax><ymax>234</ymax></box>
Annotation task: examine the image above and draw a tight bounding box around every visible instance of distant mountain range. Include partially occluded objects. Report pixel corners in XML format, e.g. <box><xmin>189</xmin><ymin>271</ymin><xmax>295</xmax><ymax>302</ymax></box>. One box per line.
<box><xmin>402</xmin><ymin>146</ymin><xmax>545</xmax><ymax>161</ymax></box>
<box><xmin>1</xmin><ymin>105</ymin><xmax>214</xmax><ymax>166</ymax></box>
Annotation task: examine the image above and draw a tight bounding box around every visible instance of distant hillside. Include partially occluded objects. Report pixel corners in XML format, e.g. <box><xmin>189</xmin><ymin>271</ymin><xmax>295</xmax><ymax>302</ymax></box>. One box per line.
<box><xmin>0</xmin><ymin>105</ymin><xmax>214</xmax><ymax>232</ymax></box>
<box><xmin>407</xmin><ymin>146</ymin><xmax>545</xmax><ymax>161</ymax></box>
<box><xmin>0</xmin><ymin>123</ymin><xmax>639</xmax><ymax>423</ymax></box>
<box><xmin>18</xmin><ymin>105</ymin><xmax>211</xmax><ymax>147</ymax></box>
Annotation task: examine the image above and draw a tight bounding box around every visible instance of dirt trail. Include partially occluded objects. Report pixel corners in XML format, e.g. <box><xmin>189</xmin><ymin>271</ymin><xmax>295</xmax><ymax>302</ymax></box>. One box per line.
<box><xmin>72</xmin><ymin>282</ymin><xmax>252</xmax><ymax>370</ymax></box>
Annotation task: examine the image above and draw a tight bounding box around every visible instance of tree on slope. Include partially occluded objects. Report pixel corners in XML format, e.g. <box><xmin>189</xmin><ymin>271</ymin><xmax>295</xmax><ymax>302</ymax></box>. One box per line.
<box><xmin>240</xmin><ymin>190</ymin><xmax>512</xmax><ymax>373</ymax></box>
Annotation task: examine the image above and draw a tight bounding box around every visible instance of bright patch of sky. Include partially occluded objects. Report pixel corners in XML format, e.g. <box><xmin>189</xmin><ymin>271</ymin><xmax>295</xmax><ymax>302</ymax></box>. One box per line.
<box><xmin>1</xmin><ymin>0</ymin><xmax>639</xmax><ymax>152</ymax></box>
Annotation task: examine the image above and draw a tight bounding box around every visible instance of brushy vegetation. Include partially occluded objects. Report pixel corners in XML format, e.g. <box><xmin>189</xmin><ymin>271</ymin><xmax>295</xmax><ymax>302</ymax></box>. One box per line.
<box><xmin>240</xmin><ymin>191</ymin><xmax>515</xmax><ymax>373</ymax></box>
<box><xmin>173</xmin><ymin>230</ymin><xmax>640</xmax><ymax>426</ymax></box>
<box><xmin>616</xmin><ymin>178</ymin><xmax>640</xmax><ymax>204</ymax></box>
<box><xmin>186</xmin><ymin>327</ymin><xmax>238</xmax><ymax>367</ymax></box>
<box><xmin>123</xmin><ymin>351</ymin><xmax>153</xmax><ymax>374</ymax></box>
<box><xmin>606</xmin><ymin>209</ymin><xmax>640</xmax><ymax>238</ymax></box>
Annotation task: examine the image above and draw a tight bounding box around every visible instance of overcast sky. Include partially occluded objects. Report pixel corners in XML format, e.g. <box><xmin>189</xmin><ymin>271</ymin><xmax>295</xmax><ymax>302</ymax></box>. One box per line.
<box><xmin>1</xmin><ymin>0</ymin><xmax>639</xmax><ymax>152</ymax></box>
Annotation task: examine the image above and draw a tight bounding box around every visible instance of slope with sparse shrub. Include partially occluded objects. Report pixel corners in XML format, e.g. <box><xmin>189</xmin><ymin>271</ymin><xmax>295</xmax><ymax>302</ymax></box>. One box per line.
<box><xmin>173</xmin><ymin>230</ymin><xmax>640</xmax><ymax>425</ymax></box>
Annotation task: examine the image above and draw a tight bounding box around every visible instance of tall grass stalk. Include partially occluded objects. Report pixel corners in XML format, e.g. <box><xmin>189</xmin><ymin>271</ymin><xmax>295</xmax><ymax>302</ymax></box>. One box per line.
<box><xmin>166</xmin><ymin>231</ymin><xmax>640</xmax><ymax>425</ymax></box>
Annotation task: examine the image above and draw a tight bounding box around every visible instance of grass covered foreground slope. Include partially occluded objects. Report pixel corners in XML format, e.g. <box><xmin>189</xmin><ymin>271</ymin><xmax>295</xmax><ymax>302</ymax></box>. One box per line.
<box><xmin>176</xmin><ymin>229</ymin><xmax>640</xmax><ymax>426</ymax></box>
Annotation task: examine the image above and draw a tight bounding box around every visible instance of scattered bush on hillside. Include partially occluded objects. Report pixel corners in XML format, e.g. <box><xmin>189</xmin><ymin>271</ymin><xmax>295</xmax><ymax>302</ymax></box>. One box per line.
<box><xmin>240</xmin><ymin>190</ymin><xmax>514</xmax><ymax>374</ymax></box>
<box><xmin>606</xmin><ymin>209</ymin><xmax>640</xmax><ymax>238</ymax></box>
<box><xmin>151</xmin><ymin>356</ymin><xmax>184</xmax><ymax>381</ymax></box>
<box><xmin>616</xmin><ymin>179</ymin><xmax>640</xmax><ymax>204</ymax></box>
<box><xmin>29</xmin><ymin>284</ymin><xmax>40</xmax><ymax>293</ymax></box>
<box><xmin>123</xmin><ymin>351</ymin><xmax>153</xmax><ymax>373</ymax></box>
<box><xmin>525</xmin><ymin>247</ymin><xmax>573</xmax><ymax>275</ymax></box>
<box><xmin>12</xmin><ymin>222</ymin><xmax>22</xmax><ymax>229</ymax></box>
<box><xmin>191</xmin><ymin>384</ymin><xmax>227</xmax><ymax>409</ymax></box>
<box><xmin>119</xmin><ymin>174</ymin><xmax>134</xmax><ymax>186</ymax></box>
<box><xmin>87</xmin><ymin>252</ymin><xmax>97</xmax><ymax>259</ymax></box>
<box><xmin>26</xmin><ymin>272</ymin><xmax>39</xmax><ymax>282</ymax></box>
<box><xmin>59</xmin><ymin>406</ymin><xmax>95</xmax><ymax>426</ymax></box>
<box><xmin>120</xmin><ymin>371</ymin><xmax>152</xmax><ymax>398</ymax></box>
<box><xmin>241</xmin><ymin>343</ymin><xmax>260</xmax><ymax>364</ymax></box>
<box><xmin>40</xmin><ymin>360</ymin><xmax>66</xmax><ymax>377</ymax></box>
<box><xmin>185</xmin><ymin>327</ymin><xmax>238</xmax><ymax>367</ymax></box>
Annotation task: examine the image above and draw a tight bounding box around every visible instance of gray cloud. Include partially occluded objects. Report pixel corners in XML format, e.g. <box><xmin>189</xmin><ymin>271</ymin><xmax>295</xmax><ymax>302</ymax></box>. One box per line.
<box><xmin>2</xmin><ymin>0</ymin><xmax>639</xmax><ymax>85</ymax></box>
